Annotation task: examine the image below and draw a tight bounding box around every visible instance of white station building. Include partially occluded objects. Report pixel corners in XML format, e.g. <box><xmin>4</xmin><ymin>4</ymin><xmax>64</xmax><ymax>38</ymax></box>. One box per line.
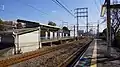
<box><xmin>0</xmin><ymin>19</ymin><xmax>70</xmax><ymax>55</ymax></box>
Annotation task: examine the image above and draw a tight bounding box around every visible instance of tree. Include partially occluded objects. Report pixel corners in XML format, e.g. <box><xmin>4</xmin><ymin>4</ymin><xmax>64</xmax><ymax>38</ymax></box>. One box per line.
<box><xmin>62</xmin><ymin>26</ymin><xmax>69</xmax><ymax>31</ymax></box>
<box><xmin>48</xmin><ymin>21</ymin><xmax>56</xmax><ymax>26</ymax></box>
<box><xmin>0</xmin><ymin>19</ymin><xmax>2</xmax><ymax>23</ymax></box>
<box><xmin>47</xmin><ymin>21</ymin><xmax>56</xmax><ymax>39</ymax></box>
<box><xmin>0</xmin><ymin>19</ymin><xmax>4</xmax><ymax>31</ymax></box>
<box><xmin>62</xmin><ymin>26</ymin><xmax>69</xmax><ymax>36</ymax></box>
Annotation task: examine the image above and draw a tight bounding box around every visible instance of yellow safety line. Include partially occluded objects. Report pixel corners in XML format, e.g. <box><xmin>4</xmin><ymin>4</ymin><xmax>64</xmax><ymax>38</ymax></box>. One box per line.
<box><xmin>90</xmin><ymin>39</ymin><xmax>97</xmax><ymax>67</ymax></box>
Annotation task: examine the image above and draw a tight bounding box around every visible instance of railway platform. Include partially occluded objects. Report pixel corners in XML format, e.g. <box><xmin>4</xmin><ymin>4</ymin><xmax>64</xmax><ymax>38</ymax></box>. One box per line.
<box><xmin>74</xmin><ymin>39</ymin><xmax>120</xmax><ymax>67</ymax></box>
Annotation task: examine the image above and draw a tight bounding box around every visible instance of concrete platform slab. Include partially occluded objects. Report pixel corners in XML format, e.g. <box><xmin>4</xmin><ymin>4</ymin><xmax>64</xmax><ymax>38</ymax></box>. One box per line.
<box><xmin>74</xmin><ymin>39</ymin><xmax>120</xmax><ymax>67</ymax></box>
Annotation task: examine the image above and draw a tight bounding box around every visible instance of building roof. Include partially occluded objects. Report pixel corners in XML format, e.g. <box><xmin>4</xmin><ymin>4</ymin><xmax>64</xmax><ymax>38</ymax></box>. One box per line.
<box><xmin>17</xmin><ymin>19</ymin><xmax>60</xmax><ymax>29</ymax></box>
<box><xmin>0</xmin><ymin>19</ymin><xmax>62</xmax><ymax>36</ymax></box>
<box><xmin>13</xmin><ymin>28</ymin><xmax>39</xmax><ymax>35</ymax></box>
<box><xmin>0</xmin><ymin>27</ymin><xmax>39</xmax><ymax>35</ymax></box>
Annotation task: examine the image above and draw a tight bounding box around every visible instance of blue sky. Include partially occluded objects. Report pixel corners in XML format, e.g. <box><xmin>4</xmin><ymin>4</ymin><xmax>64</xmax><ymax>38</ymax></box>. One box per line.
<box><xmin>0</xmin><ymin>0</ymin><xmax>105</xmax><ymax>32</ymax></box>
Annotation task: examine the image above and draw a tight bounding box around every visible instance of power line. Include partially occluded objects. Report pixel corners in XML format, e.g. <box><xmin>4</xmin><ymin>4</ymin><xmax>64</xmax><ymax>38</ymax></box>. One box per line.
<box><xmin>99</xmin><ymin>0</ymin><xmax>102</xmax><ymax>5</ymax></box>
<box><xmin>58</xmin><ymin>0</ymin><xmax>69</xmax><ymax>9</ymax></box>
<box><xmin>52</xmin><ymin>0</ymin><xmax>74</xmax><ymax>17</ymax></box>
<box><xmin>55</xmin><ymin>0</ymin><xmax>74</xmax><ymax>17</ymax></box>
<box><xmin>93</xmin><ymin>0</ymin><xmax>100</xmax><ymax>13</ymax></box>
<box><xmin>94</xmin><ymin>0</ymin><xmax>100</xmax><ymax>12</ymax></box>
<box><xmin>17</xmin><ymin>0</ymin><xmax>65</xmax><ymax>21</ymax></box>
<box><xmin>51</xmin><ymin>0</ymin><xmax>62</xmax><ymax>8</ymax></box>
<box><xmin>17</xmin><ymin>0</ymin><xmax>49</xmax><ymax>16</ymax></box>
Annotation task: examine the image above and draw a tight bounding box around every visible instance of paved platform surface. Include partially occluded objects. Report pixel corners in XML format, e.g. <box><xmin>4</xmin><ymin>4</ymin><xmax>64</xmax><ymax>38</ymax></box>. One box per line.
<box><xmin>74</xmin><ymin>39</ymin><xmax>120</xmax><ymax>67</ymax></box>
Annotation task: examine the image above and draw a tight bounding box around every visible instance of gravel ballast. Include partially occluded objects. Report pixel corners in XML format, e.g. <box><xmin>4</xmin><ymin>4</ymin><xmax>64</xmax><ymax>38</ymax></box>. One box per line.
<box><xmin>10</xmin><ymin>38</ymin><xmax>91</xmax><ymax>67</ymax></box>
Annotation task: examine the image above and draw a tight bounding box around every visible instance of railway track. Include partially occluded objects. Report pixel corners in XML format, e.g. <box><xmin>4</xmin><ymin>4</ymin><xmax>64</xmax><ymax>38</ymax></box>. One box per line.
<box><xmin>58</xmin><ymin>40</ymin><xmax>92</xmax><ymax>67</ymax></box>
<box><xmin>0</xmin><ymin>38</ymin><xmax>92</xmax><ymax>67</ymax></box>
<box><xmin>0</xmin><ymin>39</ymin><xmax>81</xmax><ymax>67</ymax></box>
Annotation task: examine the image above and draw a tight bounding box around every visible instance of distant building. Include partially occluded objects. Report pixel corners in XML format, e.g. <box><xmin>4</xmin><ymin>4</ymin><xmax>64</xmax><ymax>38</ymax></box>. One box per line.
<box><xmin>3</xmin><ymin>20</ymin><xmax>14</xmax><ymax>30</ymax></box>
<box><xmin>3</xmin><ymin>20</ymin><xmax>26</xmax><ymax>30</ymax></box>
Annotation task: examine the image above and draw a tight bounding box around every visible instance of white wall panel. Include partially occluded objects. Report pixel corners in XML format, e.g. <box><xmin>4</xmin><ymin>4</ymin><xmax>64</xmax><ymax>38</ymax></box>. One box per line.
<box><xmin>19</xmin><ymin>31</ymin><xmax>39</xmax><ymax>53</ymax></box>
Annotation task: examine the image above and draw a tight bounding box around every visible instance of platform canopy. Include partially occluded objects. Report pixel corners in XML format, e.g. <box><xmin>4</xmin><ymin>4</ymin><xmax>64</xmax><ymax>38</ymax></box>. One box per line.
<box><xmin>17</xmin><ymin>19</ymin><xmax>61</xmax><ymax>32</ymax></box>
<box><xmin>101</xmin><ymin>4</ymin><xmax>120</xmax><ymax>17</ymax></box>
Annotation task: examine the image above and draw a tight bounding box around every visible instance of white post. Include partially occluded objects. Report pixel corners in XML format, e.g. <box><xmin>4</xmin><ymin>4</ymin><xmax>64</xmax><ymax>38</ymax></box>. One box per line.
<box><xmin>46</xmin><ymin>31</ymin><xmax>48</xmax><ymax>40</ymax></box>
<box><xmin>38</xmin><ymin>27</ymin><xmax>42</xmax><ymax>49</ymax></box>
<box><xmin>50</xmin><ymin>32</ymin><xmax>52</xmax><ymax>39</ymax></box>
<box><xmin>13</xmin><ymin>32</ymin><xmax>16</xmax><ymax>54</ymax></box>
<box><xmin>15</xmin><ymin>33</ymin><xmax>19</xmax><ymax>54</ymax></box>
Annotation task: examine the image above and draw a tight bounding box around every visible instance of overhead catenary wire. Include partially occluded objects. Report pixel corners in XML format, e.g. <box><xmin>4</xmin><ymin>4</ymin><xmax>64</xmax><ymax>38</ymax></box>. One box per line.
<box><xmin>55</xmin><ymin>0</ymin><xmax>75</xmax><ymax>17</ymax></box>
<box><xmin>51</xmin><ymin>0</ymin><xmax>63</xmax><ymax>8</ymax></box>
<box><xmin>58</xmin><ymin>0</ymin><xmax>69</xmax><ymax>10</ymax></box>
<box><xmin>17</xmin><ymin>0</ymin><xmax>65</xmax><ymax>22</ymax></box>
<box><xmin>99</xmin><ymin>0</ymin><xmax>102</xmax><ymax>5</ymax></box>
<box><xmin>17</xmin><ymin>0</ymin><xmax>49</xmax><ymax>16</ymax></box>
<box><xmin>0</xmin><ymin>1</ymin><xmax>46</xmax><ymax>19</ymax></box>
<box><xmin>93</xmin><ymin>0</ymin><xmax>100</xmax><ymax>14</ymax></box>
<box><xmin>52</xmin><ymin>0</ymin><xmax>75</xmax><ymax>17</ymax></box>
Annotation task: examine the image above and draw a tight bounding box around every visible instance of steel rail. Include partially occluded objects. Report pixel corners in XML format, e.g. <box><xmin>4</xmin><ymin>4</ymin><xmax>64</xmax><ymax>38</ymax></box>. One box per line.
<box><xmin>58</xmin><ymin>40</ymin><xmax>93</xmax><ymax>67</ymax></box>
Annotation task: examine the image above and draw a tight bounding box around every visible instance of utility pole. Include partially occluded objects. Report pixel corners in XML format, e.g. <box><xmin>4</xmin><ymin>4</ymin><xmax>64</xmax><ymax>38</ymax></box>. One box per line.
<box><xmin>86</xmin><ymin>10</ymin><xmax>89</xmax><ymax>35</ymax></box>
<box><xmin>97</xmin><ymin>21</ymin><xmax>99</xmax><ymax>38</ymax></box>
<box><xmin>74</xmin><ymin>25</ymin><xmax>75</xmax><ymax>37</ymax></box>
<box><xmin>106</xmin><ymin>0</ymin><xmax>111</xmax><ymax>57</ymax></box>
<box><xmin>75</xmin><ymin>8</ymin><xmax>79</xmax><ymax>36</ymax></box>
<box><xmin>75</xmin><ymin>8</ymin><xmax>88</xmax><ymax>36</ymax></box>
